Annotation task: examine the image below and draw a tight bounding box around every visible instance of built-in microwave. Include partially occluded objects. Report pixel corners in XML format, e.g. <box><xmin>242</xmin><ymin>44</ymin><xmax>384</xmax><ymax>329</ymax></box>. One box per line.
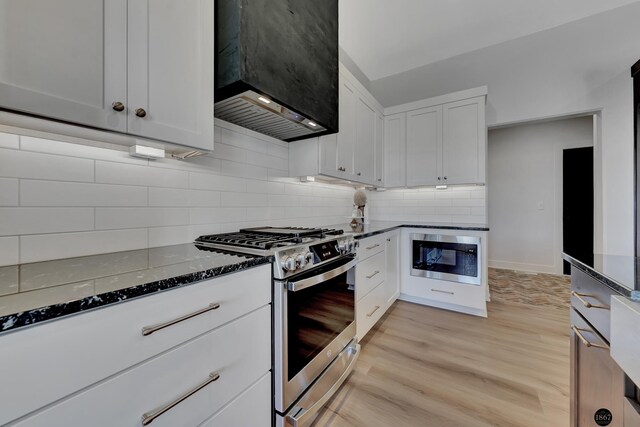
<box><xmin>410</xmin><ymin>234</ymin><xmax>481</xmax><ymax>286</ymax></box>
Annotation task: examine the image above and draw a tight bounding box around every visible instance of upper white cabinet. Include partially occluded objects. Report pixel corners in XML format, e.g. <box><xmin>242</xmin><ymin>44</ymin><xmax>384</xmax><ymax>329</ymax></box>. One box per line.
<box><xmin>289</xmin><ymin>63</ymin><xmax>384</xmax><ymax>186</ymax></box>
<box><xmin>406</xmin><ymin>105</ymin><xmax>441</xmax><ymax>186</ymax></box>
<box><xmin>384</xmin><ymin>86</ymin><xmax>487</xmax><ymax>188</ymax></box>
<box><xmin>0</xmin><ymin>0</ymin><xmax>128</xmax><ymax>133</ymax></box>
<box><xmin>384</xmin><ymin>113</ymin><xmax>406</xmax><ymax>187</ymax></box>
<box><xmin>0</xmin><ymin>0</ymin><xmax>213</xmax><ymax>151</ymax></box>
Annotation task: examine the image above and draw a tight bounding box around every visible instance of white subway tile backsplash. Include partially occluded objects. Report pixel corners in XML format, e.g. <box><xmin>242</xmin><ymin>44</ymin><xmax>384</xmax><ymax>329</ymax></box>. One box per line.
<box><xmin>96</xmin><ymin>161</ymin><xmax>189</xmax><ymax>188</ymax></box>
<box><xmin>220</xmin><ymin>128</ymin><xmax>268</xmax><ymax>154</ymax></box>
<box><xmin>95</xmin><ymin>207</ymin><xmax>189</xmax><ymax>230</ymax></box>
<box><xmin>19</xmin><ymin>136</ymin><xmax>147</xmax><ymax>165</ymax></box>
<box><xmin>148</xmin><ymin>225</ymin><xmax>194</xmax><ymax>247</ymax></box>
<box><xmin>220</xmin><ymin>160</ymin><xmax>269</xmax><ymax>180</ymax></box>
<box><xmin>0</xmin><ymin>133</ymin><xmax>19</xmax><ymax>149</ymax></box>
<box><xmin>189</xmin><ymin>171</ymin><xmax>246</xmax><ymax>192</ymax></box>
<box><xmin>148</xmin><ymin>187</ymin><xmax>190</xmax><ymax>207</ymax></box>
<box><xmin>0</xmin><ymin>266</ymin><xmax>18</xmax><ymax>296</ymax></box>
<box><xmin>0</xmin><ymin>208</ymin><xmax>94</xmax><ymax>236</ymax></box>
<box><xmin>220</xmin><ymin>192</ymin><xmax>269</xmax><ymax>207</ymax></box>
<box><xmin>207</xmin><ymin>143</ymin><xmax>246</xmax><ymax>163</ymax></box>
<box><xmin>187</xmin><ymin>190</ymin><xmax>221</xmax><ymax>207</ymax></box>
<box><xmin>189</xmin><ymin>207</ymin><xmax>247</xmax><ymax>224</ymax></box>
<box><xmin>0</xmin><ymin>237</ymin><xmax>19</xmax><ymax>266</ymax></box>
<box><xmin>20</xmin><ymin>181</ymin><xmax>147</xmax><ymax>207</ymax></box>
<box><xmin>0</xmin><ymin>148</ymin><xmax>94</xmax><ymax>182</ymax></box>
<box><xmin>20</xmin><ymin>229</ymin><xmax>148</xmax><ymax>263</ymax></box>
<box><xmin>0</xmin><ymin>179</ymin><xmax>18</xmax><ymax>206</ymax></box>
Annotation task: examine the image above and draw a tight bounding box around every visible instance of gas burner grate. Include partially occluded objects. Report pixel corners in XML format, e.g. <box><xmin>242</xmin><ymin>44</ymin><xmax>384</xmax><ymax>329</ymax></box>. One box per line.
<box><xmin>195</xmin><ymin>227</ymin><xmax>344</xmax><ymax>251</ymax></box>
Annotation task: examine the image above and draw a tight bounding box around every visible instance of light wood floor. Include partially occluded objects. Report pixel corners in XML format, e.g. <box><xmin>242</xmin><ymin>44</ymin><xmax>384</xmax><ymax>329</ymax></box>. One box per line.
<box><xmin>312</xmin><ymin>298</ymin><xmax>570</xmax><ymax>427</ymax></box>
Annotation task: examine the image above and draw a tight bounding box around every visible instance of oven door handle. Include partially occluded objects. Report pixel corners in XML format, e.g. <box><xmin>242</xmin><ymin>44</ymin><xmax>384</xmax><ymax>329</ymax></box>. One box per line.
<box><xmin>287</xmin><ymin>258</ymin><xmax>358</xmax><ymax>292</ymax></box>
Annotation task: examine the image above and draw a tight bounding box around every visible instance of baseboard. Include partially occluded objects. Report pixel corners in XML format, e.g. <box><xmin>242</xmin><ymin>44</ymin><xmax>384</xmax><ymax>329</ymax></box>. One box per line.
<box><xmin>398</xmin><ymin>294</ymin><xmax>488</xmax><ymax>318</ymax></box>
<box><xmin>488</xmin><ymin>259</ymin><xmax>556</xmax><ymax>275</ymax></box>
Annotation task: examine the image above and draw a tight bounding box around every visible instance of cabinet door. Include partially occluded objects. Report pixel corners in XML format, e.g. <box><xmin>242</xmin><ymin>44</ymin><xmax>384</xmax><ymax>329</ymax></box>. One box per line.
<box><xmin>354</xmin><ymin>97</ymin><xmax>376</xmax><ymax>184</ymax></box>
<box><xmin>336</xmin><ymin>76</ymin><xmax>357</xmax><ymax>179</ymax></box>
<box><xmin>127</xmin><ymin>0</ymin><xmax>214</xmax><ymax>151</ymax></box>
<box><xmin>384</xmin><ymin>231</ymin><xmax>400</xmax><ymax>306</ymax></box>
<box><xmin>384</xmin><ymin>113</ymin><xmax>406</xmax><ymax>188</ymax></box>
<box><xmin>406</xmin><ymin>106</ymin><xmax>441</xmax><ymax>187</ymax></box>
<box><xmin>319</xmin><ymin>133</ymin><xmax>338</xmax><ymax>176</ymax></box>
<box><xmin>375</xmin><ymin>114</ymin><xmax>384</xmax><ymax>186</ymax></box>
<box><xmin>0</xmin><ymin>0</ymin><xmax>127</xmax><ymax>132</ymax></box>
<box><xmin>441</xmin><ymin>96</ymin><xmax>486</xmax><ymax>185</ymax></box>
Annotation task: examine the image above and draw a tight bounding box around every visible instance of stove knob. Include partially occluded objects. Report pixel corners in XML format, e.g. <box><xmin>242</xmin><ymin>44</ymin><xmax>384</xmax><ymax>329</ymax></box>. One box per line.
<box><xmin>305</xmin><ymin>252</ymin><xmax>314</xmax><ymax>265</ymax></box>
<box><xmin>347</xmin><ymin>240</ymin><xmax>356</xmax><ymax>252</ymax></box>
<box><xmin>338</xmin><ymin>241</ymin><xmax>347</xmax><ymax>253</ymax></box>
<box><xmin>295</xmin><ymin>253</ymin><xmax>306</xmax><ymax>268</ymax></box>
<box><xmin>282</xmin><ymin>256</ymin><xmax>296</xmax><ymax>272</ymax></box>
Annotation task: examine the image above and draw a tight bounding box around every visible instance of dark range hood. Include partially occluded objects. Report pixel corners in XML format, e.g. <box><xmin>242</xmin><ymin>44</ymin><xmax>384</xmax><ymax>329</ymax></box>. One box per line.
<box><xmin>215</xmin><ymin>0</ymin><xmax>338</xmax><ymax>142</ymax></box>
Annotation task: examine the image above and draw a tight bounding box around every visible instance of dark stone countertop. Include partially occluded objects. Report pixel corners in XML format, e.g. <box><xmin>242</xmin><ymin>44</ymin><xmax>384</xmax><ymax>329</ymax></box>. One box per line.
<box><xmin>0</xmin><ymin>244</ymin><xmax>271</xmax><ymax>335</ymax></box>
<box><xmin>332</xmin><ymin>221</ymin><xmax>490</xmax><ymax>239</ymax></box>
<box><xmin>562</xmin><ymin>252</ymin><xmax>640</xmax><ymax>299</ymax></box>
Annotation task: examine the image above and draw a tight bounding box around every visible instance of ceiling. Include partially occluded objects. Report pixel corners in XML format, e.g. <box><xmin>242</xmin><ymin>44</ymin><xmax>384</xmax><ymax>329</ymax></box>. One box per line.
<box><xmin>339</xmin><ymin>0</ymin><xmax>640</xmax><ymax>81</ymax></box>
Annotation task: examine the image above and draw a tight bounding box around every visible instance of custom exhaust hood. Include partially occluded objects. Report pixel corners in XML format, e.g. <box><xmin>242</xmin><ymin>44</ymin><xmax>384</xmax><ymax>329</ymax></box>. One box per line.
<box><xmin>215</xmin><ymin>0</ymin><xmax>338</xmax><ymax>142</ymax></box>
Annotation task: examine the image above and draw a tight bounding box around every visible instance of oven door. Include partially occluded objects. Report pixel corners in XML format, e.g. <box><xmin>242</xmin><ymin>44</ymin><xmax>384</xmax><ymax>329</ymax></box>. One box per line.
<box><xmin>274</xmin><ymin>255</ymin><xmax>357</xmax><ymax>414</ymax></box>
<box><xmin>410</xmin><ymin>233</ymin><xmax>481</xmax><ymax>285</ymax></box>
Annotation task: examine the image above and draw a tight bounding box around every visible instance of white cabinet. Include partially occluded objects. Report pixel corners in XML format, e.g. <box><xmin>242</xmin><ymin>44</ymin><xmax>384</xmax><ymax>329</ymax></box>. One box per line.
<box><xmin>375</xmin><ymin>114</ymin><xmax>384</xmax><ymax>185</ymax></box>
<box><xmin>384</xmin><ymin>113</ymin><xmax>406</xmax><ymax>187</ymax></box>
<box><xmin>355</xmin><ymin>231</ymin><xmax>399</xmax><ymax>340</ymax></box>
<box><xmin>0</xmin><ymin>0</ymin><xmax>213</xmax><ymax>151</ymax></box>
<box><xmin>0</xmin><ymin>0</ymin><xmax>127</xmax><ymax>133</ymax></box>
<box><xmin>289</xmin><ymin>63</ymin><xmax>384</xmax><ymax>186</ymax></box>
<box><xmin>0</xmin><ymin>265</ymin><xmax>271</xmax><ymax>426</ymax></box>
<box><xmin>383</xmin><ymin>86</ymin><xmax>487</xmax><ymax>188</ymax></box>
<box><xmin>441</xmin><ymin>97</ymin><xmax>486</xmax><ymax>185</ymax></box>
<box><xmin>406</xmin><ymin>106</ymin><xmax>441</xmax><ymax>186</ymax></box>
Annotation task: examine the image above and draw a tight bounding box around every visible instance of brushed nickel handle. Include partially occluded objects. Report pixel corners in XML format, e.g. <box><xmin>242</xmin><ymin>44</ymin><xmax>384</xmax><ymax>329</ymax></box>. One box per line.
<box><xmin>338</xmin><ymin>166</ymin><xmax>346</xmax><ymax>172</ymax></box>
<box><xmin>357</xmin><ymin>172</ymin><xmax>362</xmax><ymax>176</ymax></box>
<box><xmin>366</xmin><ymin>243</ymin><xmax>380</xmax><ymax>250</ymax></box>
<box><xmin>366</xmin><ymin>270</ymin><xmax>380</xmax><ymax>279</ymax></box>
<box><xmin>431</xmin><ymin>288</ymin><xmax>454</xmax><ymax>295</ymax></box>
<box><xmin>377</xmin><ymin>178</ymin><xmax>382</xmax><ymax>181</ymax></box>
<box><xmin>112</xmin><ymin>101</ymin><xmax>125</xmax><ymax>112</ymax></box>
<box><xmin>142</xmin><ymin>303</ymin><xmax>220</xmax><ymax>336</ymax></box>
<box><xmin>571</xmin><ymin>291</ymin><xmax>609</xmax><ymax>309</ymax></box>
<box><xmin>571</xmin><ymin>325</ymin><xmax>609</xmax><ymax>349</ymax></box>
<box><xmin>387</xmin><ymin>238</ymin><xmax>391</xmax><ymax>242</ymax></box>
<box><xmin>142</xmin><ymin>372</ymin><xmax>220</xmax><ymax>425</ymax></box>
<box><xmin>444</xmin><ymin>176</ymin><xmax>447</xmax><ymax>180</ymax></box>
<box><xmin>437</xmin><ymin>177</ymin><xmax>441</xmax><ymax>181</ymax></box>
<box><xmin>366</xmin><ymin>305</ymin><xmax>381</xmax><ymax>317</ymax></box>
<box><xmin>135</xmin><ymin>108</ymin><xmax>147</xmax><ymax>118</ymax></box>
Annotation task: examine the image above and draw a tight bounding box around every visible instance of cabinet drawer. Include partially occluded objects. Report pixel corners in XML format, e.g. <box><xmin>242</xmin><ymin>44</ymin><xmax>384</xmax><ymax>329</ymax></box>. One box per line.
<box><xmin>357</xmin><ymin>234</ymin><xmax>386</xmax><ymax>261</ymax></box>
<box><xmin>201</xmin><ymin>373</ymin><xmax>271</xmax><ymax>427</ymax></box>
<box><xmin>0</xmin><ymin>264</ymin><xmax>271</xmax><ymax>426</ymax></box>
<box><xmin>356</xmin><ymin>251</ymin><xmax>386</xmax><ymax>301</ymax></box>
<box><xmin>357</xmin><ymin>281</ymin><xmax>387</xmax><ymax>340</ymax></box>
<box><xmin>403</xmin><ymin>277</ymin><xmax>485</xmax><ymax>310</ymax></box>
<box><xmin>14</xmin><ymin>306</ymin><xmax>271</xmax><ymax>427</ymax></box>
<box><xmin>571</xmin><ymin>267</ymin><xmax>615</xmax><ymax>342</ymax></box>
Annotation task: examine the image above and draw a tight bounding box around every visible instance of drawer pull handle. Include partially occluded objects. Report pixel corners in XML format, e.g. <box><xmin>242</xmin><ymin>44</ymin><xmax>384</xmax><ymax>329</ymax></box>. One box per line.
<box><xmin>571</xmin><ymin>291</ymin><xmax>609</xmax><ymax>309</ymax></box>
<box><xmin>366</xmin><ymin>270</ymin><xmax>381</xmax><ymax>279</ymax></box>
<box><xmin>431</xmin><ymin>289</ymin><xmax>454</xmax><ymax>295</ymax></box>
<box><xmin>366</xmin><ymin>244</ymin><xmax>381</xmax><ymax>250</ymax></box>
<box><xmin>142</xmin><ymin>371</ymin><xmax>220</xmax><ymax>425</ymax></box>
<box><xmin>366</xmin><ymin>305</ymin><xmax>381</xmax><ymax>317</ymax></box>
<box><xmin>571</xmin><ymin>325</ymin><xmax>609</xmax><ymax>349</ymax></box>
<box><xmin>142</xmin><ymin>303</ymin><xmax>220</xmax><ymax>336</ymax></box>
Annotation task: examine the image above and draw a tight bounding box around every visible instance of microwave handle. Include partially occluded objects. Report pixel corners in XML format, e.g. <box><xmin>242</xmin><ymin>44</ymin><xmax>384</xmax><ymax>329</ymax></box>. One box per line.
<box><xmin>287</xmin><ymin>258</ymin><xmax>358</xmax><ymax>292</ymax></box>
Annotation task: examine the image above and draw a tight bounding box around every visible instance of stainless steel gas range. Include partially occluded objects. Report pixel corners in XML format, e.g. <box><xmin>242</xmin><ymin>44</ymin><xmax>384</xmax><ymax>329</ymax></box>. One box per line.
<box><xmin>196</xmin><ymin>227</ymin><xmax>360</xmax><ymax>427</ymax></box>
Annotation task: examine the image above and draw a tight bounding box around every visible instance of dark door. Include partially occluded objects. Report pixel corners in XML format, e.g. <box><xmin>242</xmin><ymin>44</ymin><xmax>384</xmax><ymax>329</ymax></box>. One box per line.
<box><xmin>563</xmin><ymin>147</ymin><xmax>594</xmax><ymax>274</ymax></box>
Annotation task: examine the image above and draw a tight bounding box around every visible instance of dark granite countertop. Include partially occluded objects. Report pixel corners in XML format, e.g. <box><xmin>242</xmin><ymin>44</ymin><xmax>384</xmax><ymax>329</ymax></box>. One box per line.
<box><xmin>331</xmin><ymin>221</ymin><xmax>489</xmax><ymax>239</ymax></box>
<box><xmin>562</xmin><ymin>252</ymin><xmax>640</xmax><ymax>299</ymax></box>
<box><xmin>0</xmin><ymin>244</ymin><xmax>271</xmax><ymax>334</ymax></box>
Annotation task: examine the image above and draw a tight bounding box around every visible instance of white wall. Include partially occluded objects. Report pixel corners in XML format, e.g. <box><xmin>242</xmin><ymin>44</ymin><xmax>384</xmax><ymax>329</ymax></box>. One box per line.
<box><xmin>368</xmin><ymin>186</ymin><xmax>486</xmax><ymax>224</ymax></box>
<box><xmin>0</xmin><ymin>121</ymin><xmax>353</xmax><ymax>266</ymax></box>
<box><xmin>488</xmin><ymin>116</ymin><xmax>593</xmax><ymax>274</ymax></box>
<box><xmin>370</xmin><ymin>2</ymin><xmax>640</xmax><ymax>255</ymax></box>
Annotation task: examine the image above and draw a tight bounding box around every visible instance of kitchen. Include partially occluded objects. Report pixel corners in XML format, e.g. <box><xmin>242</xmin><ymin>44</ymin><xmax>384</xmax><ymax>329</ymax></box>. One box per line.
<box><xmin>1</xmin><ymin>1</ymin><xmax>640</xmax><ymax>426</ymax></box>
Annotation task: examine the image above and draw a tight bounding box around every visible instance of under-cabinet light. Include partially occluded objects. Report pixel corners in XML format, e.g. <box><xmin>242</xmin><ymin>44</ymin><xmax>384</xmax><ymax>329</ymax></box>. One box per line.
<box><xmin>436</xmin><ymin>185</ymin><xmax>448</xmax><ymax>190</ymax></box>
<box><xmin>258</xmin><ymin>96</ymin><xmax>271</xmax><ymax>104</ymax></box>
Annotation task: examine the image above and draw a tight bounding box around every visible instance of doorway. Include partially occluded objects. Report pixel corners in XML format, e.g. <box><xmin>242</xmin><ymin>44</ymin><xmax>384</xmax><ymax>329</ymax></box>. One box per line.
<box><xmin>562</xmin><ymin>147</ymin><xmax>594</xmax><ymax>274</ymax></box>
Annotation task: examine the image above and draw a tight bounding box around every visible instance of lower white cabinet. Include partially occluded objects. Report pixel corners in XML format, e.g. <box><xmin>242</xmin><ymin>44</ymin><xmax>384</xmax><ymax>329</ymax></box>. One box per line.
<box><xmin>1</xmin><ymin>265</ymin><xmax>272</xmax><ymax>426</ymax></box>
<box><xmin>200</xmin><ymin>373</ymin><xmax>271</xmax><ymax>427</ymax></box>
<box><xmin>14</xmin><ymin>307</ymin><xmax>270</xmax><ymax>427</ymax></box>
<box><xmin>355</xmin><ymin>230</ymin><xmax>400</xmax><ymax>340</ymax></box>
